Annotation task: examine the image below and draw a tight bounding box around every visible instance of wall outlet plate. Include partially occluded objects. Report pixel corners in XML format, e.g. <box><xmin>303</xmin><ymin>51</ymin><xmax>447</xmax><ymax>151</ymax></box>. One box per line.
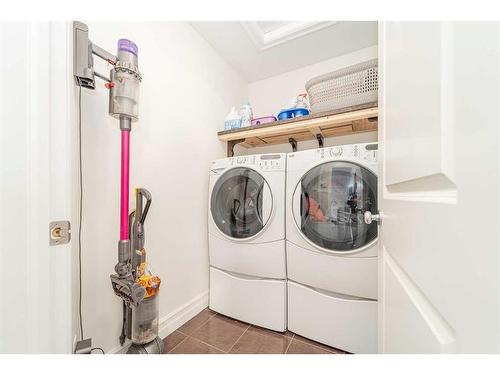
<box><xmin>49</xmin><ymin>220</ymin><xmax>71</xmax><ymax>246</ymax></box>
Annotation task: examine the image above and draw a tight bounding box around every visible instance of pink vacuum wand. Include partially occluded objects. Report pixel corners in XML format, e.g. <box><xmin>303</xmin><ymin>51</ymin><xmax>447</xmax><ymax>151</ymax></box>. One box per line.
<box><xmin>120</xmin><ymin>129</ymin><xmax>130</xmax><ymax>240</ymax></box>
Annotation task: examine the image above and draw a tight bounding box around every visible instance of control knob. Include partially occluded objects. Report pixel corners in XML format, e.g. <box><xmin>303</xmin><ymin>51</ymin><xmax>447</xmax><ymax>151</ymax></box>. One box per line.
<box><xmin>330</xmin><ymin>147</ymin><xmax>343</xmax><ymax>157</ymax></box>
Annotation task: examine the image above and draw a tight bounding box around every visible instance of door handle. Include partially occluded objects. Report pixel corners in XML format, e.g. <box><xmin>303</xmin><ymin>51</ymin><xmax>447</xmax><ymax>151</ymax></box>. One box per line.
<box><xmin>364</xmin><ymin>210</ymin><xmax>383</xmax><ymax>225</ymax></box>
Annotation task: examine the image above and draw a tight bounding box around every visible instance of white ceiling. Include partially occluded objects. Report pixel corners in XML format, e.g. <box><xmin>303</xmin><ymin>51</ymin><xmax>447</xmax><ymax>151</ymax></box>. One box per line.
<box><xmin>190</xmin><ymin>21</ymin><xmax>378</xmax><ymax>82</ymax></box>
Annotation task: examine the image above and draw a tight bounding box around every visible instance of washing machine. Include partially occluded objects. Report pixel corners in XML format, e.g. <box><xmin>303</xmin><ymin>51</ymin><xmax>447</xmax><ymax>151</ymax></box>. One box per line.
<box><xmin>286</xmin><ymin>142</ymin><xmax>378</xmax><ymax>353</ymax></box>
<box><xmin>208</xmin><ymin>153</ymin><xmax>286</xmax><ymax>331</ymax></box>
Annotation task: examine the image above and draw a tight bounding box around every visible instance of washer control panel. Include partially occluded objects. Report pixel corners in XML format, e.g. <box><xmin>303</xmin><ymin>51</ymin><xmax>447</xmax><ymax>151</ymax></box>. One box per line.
<box><xmin>228</xmin><ymin>154</ymin><xmax>285</xmax><ymax>171</ymax></box>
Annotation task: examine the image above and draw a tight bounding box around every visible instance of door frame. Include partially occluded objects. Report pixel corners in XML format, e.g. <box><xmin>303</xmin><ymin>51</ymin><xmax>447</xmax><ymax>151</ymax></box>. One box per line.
<box><xmin>25</xmin><ymin>21</ymin><xmax>74</xmax><ymax>353</ymax></box>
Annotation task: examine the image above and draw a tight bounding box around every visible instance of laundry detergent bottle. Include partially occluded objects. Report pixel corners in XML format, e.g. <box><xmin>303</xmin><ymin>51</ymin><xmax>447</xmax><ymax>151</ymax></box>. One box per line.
<box><xmin>224</xmin><ymin>106</ymin><xmax>242</xmax><ymax>130</ymax></box>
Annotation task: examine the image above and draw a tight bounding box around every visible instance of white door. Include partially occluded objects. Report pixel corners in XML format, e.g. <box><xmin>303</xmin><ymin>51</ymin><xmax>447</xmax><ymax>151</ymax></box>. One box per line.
<box><xmin>0</xmin><ymin>22</ymin><xmax>73</xmax><ymax>353</ymax></box>
<box><xmin>378</xmin><ymin>21</ymin><xmax>500</xmax><ymax>353</ymax></box>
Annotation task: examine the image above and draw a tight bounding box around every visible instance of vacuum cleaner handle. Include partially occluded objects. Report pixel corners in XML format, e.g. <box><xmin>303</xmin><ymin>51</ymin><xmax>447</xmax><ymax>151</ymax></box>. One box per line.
<box><xmin>138</xmin><ymin>188</ymin><xmax>152</xmax><ymax>225</ymax></box>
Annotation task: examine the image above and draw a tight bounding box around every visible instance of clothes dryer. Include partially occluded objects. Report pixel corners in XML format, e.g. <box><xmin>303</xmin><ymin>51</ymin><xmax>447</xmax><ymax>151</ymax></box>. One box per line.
<box><xmin>286</xmin><ymin>143</ymin><xmax>378</xmax><ymax>353</ymax></box>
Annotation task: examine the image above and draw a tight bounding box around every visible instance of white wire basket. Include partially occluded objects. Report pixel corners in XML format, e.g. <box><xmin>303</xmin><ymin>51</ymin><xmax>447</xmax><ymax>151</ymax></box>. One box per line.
<box><xmin>305</xmin><ymin>59</ymin><xmax>378</xmax><ymax>114</ymax></box>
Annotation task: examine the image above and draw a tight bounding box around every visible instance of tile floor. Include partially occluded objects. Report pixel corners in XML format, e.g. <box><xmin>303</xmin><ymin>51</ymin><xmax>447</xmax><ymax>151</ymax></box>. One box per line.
<box><xmin>163</xmin><ymin>308</ymin><xmax>346</xmax><ymax>354</ymax></box>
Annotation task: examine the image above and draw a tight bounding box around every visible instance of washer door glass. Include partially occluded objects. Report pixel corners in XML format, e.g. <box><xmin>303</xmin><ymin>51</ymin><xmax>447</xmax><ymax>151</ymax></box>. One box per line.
<box><xmin>293</xmin><ymin>161</ymin><xmax>377</xmax><ymax>251</ymax></box>
<box><xmin>211</xmin><ymin>167</ymin><xmax>272</xmax><ymax>239</ymax></box>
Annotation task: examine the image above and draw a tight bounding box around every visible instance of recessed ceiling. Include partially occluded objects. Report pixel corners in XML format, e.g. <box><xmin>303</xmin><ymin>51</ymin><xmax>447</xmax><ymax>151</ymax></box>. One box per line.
<box><xmin>242</xmin><ymin>21</ymin><xmax>338</xmax><ymax>51</ymax></box>
<box><xmin>257</xmin><ymin>21</ymin><xmax>291</xmax><ymax>34</ymax></box>
<box><xmin>190</xmin><ymin>21</ymin><xmax>378</xmax><ymax>82</ymax></box>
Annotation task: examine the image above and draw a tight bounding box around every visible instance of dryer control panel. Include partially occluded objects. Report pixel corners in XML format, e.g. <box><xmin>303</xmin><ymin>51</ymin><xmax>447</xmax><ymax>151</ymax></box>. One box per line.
<box><xmin>317</xmin><ymin>143</ymin><xmax>378</xmax><ymax>164</ymax></box>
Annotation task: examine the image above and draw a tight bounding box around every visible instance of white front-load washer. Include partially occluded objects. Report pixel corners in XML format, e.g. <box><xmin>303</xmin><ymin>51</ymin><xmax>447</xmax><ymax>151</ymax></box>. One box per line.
<box><xmin>286</xmin><ymin>143</ymin><xmax>379</xmax><ymax>353</ymax></box>
<box><xmin>208</xmin><ymin>153</ymin><xmax>286</xmax><ymax>331</ymax></box>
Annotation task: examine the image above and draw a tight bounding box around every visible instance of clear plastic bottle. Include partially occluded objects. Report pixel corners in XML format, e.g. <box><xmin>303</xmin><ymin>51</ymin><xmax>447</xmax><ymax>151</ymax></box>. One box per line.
<box><xmin>239</xmin><ymin>102</ymin><xmax>253</xmax><ymax>127</ymax></box>
<box><xmin>296</xmin><ymin>93</ymin><xmax>310</xmax><ymax>110</ymax></box>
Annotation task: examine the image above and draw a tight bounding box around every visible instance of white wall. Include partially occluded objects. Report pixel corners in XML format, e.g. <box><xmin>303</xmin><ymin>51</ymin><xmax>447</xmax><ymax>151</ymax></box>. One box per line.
<box><xmin>74</xmin><ymin>21</ymin><xmax>247</xmax><ymax>352</ymax></box>
<box><xmin>240</xmin><ymin>45</ymin><xmax>378</xmax><ymax>155</ymax></box>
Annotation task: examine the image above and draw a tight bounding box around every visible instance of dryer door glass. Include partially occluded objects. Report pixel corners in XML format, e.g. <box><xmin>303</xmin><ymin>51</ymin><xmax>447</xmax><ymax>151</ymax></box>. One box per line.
<box><xmin>211</xmin><ymin>167</ymin><xmax>272</xmax><ymax>239</ymax></box>
<box><xmin>294</xmin><ymin>161</ymin><xmax>377</xmax><ymax>251</ymax></box>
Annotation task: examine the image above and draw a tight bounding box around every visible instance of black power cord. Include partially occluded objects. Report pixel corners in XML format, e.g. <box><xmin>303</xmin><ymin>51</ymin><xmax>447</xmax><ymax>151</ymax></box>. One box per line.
<box><xmin>78</xmin><ymin>84</ymin><xmax>84</xmax><ymax>340</ymax></box>
<box><xmin>91</xmin><ymin>347</ymin><xmax>105</xmax><ymax>354</ymax></box>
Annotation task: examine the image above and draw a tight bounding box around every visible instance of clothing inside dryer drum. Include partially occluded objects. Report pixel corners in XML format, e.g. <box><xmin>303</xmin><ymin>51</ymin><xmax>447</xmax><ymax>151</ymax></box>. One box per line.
<box><xmin>211</xmin><ymin>167</ymin><xmax>270</xmax><ymax>239</ymax></box>
<box><xmin>298</xmin><ymin>161</ymin><xmax>377</xmax><ymax>251</ymax></box>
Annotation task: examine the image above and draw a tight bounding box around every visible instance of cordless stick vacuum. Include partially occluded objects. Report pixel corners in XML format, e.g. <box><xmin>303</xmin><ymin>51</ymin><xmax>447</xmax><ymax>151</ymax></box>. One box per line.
<box><xmin>73</xmin><ymin>22</ymin><xmax>163</xmax><ymax>354</ymax></box>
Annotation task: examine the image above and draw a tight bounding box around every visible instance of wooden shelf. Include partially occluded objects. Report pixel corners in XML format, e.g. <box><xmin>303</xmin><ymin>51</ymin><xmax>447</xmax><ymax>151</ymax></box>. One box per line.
<box><xmin>218</xmin><ymin>102</ymin><xmax>378</xmax><ymax>156</ymax></box>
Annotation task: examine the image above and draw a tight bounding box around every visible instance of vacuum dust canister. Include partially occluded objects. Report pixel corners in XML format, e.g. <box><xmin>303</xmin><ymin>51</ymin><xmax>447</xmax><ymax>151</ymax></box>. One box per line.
<box><xmin>109</xmin><ymin>39</ymin><xmax>141</xmax><ymax>121</ymax></box>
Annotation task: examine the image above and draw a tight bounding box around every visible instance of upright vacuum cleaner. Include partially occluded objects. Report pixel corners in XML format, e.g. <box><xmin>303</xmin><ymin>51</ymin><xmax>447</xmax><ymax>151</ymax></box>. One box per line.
<box><xmin>73</xmin><ymin>22</ymin><xmax>163</xmax><ymax>354</ymax></box>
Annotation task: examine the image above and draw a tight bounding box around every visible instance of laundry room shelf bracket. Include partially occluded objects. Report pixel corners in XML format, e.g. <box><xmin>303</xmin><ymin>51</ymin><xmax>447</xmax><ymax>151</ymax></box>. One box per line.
<box><xmin>316</xmin><ymin>134</ymin><xmax>324</xmax><ymax>148</ymax></box>
<box><xmin>218</xmin><ymin>103</ymin><xmax>378</xmax><ymax>156</ymax></box>
<box><xmin>227</xmin><ymin>138</ymin><xmax>246</xmax><ymax>157</ymax></box>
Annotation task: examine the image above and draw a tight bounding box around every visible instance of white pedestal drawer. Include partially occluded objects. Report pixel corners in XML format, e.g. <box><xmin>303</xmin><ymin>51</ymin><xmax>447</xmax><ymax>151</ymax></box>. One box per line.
<box><xmin>287</xmin><ymin>281</ymin><xmax>377</xmax><ymax>353</ymax></box>
<box><xmin>209</xmin><ymin>267</ymin><xmax>286</xmax><ymax>332</ymax></box>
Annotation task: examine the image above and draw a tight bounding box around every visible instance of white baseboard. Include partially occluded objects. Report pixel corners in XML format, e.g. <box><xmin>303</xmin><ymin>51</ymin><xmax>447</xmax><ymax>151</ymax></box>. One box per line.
<box><xmin>108</xmin><ymin>290</ymin><xmax>209</xmax><ymax>354</ymax></box>
<box><xmin>158</xmin><ymin>290</ymin><xmax>209</xmax><ymax>339</ymax></box>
